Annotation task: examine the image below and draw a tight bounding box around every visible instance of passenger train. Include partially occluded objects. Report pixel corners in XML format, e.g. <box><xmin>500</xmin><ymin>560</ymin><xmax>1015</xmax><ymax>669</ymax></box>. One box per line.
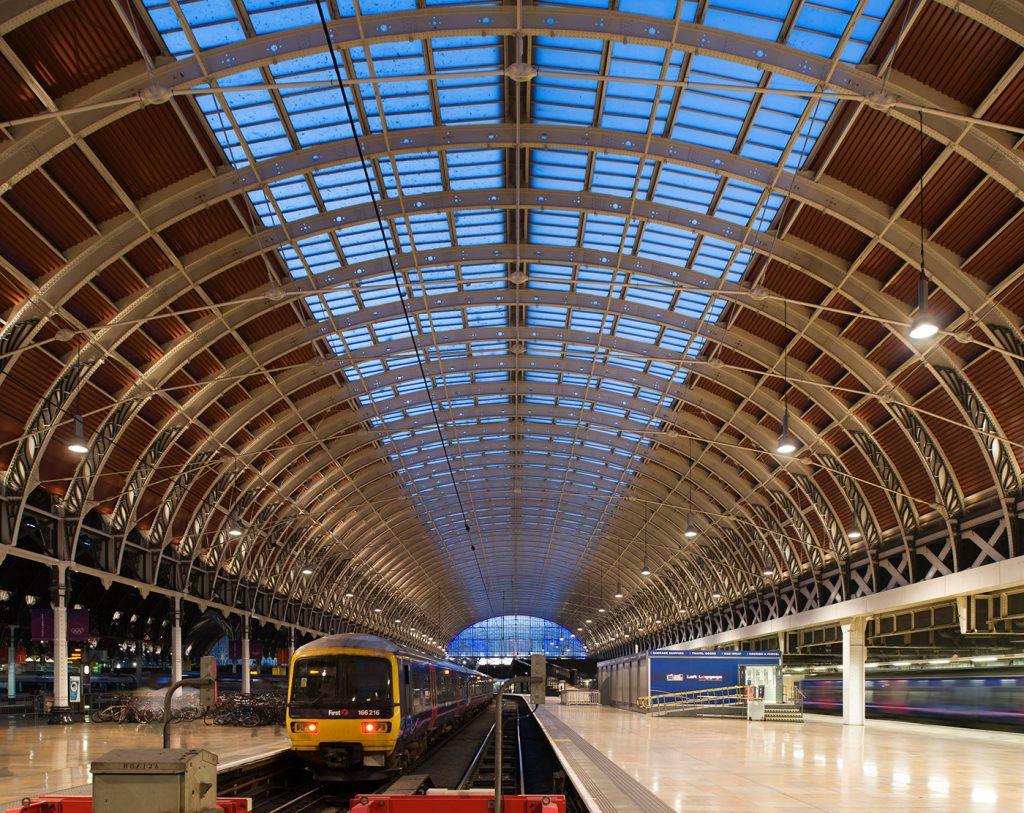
<box><xmin>287</xmin><ymin>633</ymin><xmax>492</xmax><ymax>779</ymax></box>
<box><xmin>799</xmin><ymin>672</ymin><xmax>1024</xmax><ymax>727</ymax></box>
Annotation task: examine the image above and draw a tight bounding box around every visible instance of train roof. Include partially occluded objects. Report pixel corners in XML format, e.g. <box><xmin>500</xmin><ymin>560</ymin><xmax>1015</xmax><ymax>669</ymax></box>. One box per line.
<box><xmin>293</xmin><ymin>633</ymin><xmax>489</xmax><ymax>677</ymax></box>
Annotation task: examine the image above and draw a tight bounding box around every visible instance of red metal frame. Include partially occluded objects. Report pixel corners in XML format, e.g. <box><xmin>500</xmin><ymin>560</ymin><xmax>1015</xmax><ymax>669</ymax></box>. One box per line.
<box><xmin>349</xmin><ymin>796</ymin><xmax>565</xmax><ymax>812</ymax></box>
<box><xmin>5</xmin><ymin>796</ymin><xmax>250</xmax><ymax>813</ymax></box>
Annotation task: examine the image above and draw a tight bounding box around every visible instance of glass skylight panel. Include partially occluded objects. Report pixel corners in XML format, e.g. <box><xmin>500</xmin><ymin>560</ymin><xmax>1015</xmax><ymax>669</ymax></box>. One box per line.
<box><xmin>660</xmin><ymin>326</ymin><xmax>692</xmax><ymax>354</ymax></box>
<box><xmin>704</xmin><ymin>0</ymin><xmax>788</xmax><ymax>40</ymax></box>
<box><xmin>462</xmin><ymin>263</ymin><xmax>505</xmax><ymax>291</ymax></box>
<box><xmin>671</xmin><ymin>55</ymin><xmax>761</xmax><ymax>151</ymax></box>
<box><xmin>396</xmin><ymin>213</ymin><xmax>451</xmax><ymax>251</ymax></box>
<box><xmin>714</xmin><ymin>179</ymin><xmax>767</xmax><ymax>226</ymax></box>
<box><xmin>530</xmin><ymin>149</ymin><xmax>588</xmax><ymax>191</ymax></box>
<box><xmin>789</xmin><ymin>2</ymin><xmax>853</xmax><ymax>57</ymax></box>
<box><xmin>577</xmin><ymin>267</ymin><xmax>626</xmax><ymax>298</ymax></box>
<box><xmin>691</xmin><ymin>236</ymin><xmax>738</xmax><ymax>280</ymax></box>
<box><xmin>529</xmin><ymin>211</ymin><xmax>582</xmax><ymax>246</ymax></box>
<box><xmin>591</xmin><ymin>154</ymin><xmax>655</xmax><ymax>198</ymax></box>
<box><xmin>606</xmin><ymin>353</ymin><xmax>647</xmax><ymax>374</ymax></box>
<box><xmin>624</xmin><ymin>274</ymin><xmax>673</xmax><ymax>309</ymax></box>
<box><xmin>379</xmin><ymin>153</ymin><xmax>444</xmax><ymax>197</ymax></box>
<box><xmin>268</xmin><ymin>178</ymin><xmax>318</xmax><ymax>222</ymax></box>
<box><xmin>433</xmin><ymin>37</ymin><xmax>502</xmax><ymax>123</ymax></box>
<box><xmin>292</xmin><ymin>235</ymin><xmax>338</xmax><ymax>276</ymax></box>
<box><xmin>568</xmin><ymin>309</ymin><xmax>612</xmax><ymax>334</ymax></box>
<box><xmin>355</xmin><ymin>275</ymin><xmax>402</xmax><ymax>309</ymax></box>
<box><xmin>334</xmin><ymin>222</ymin><xmax>395</xmax><ymax>263</ymax></box>
<box><xmin>582</xmin><ymin>214</ymin><xmax>637</xmax><ymax>253</ymax></box>
<box><xmin>322</xmin><ymin>289</ymin><xmax>360</xmax><ymax>316</ymax></box>
<box><xmin>408</xmin><ymin>266</ymin><xmax>459</xmax><ymax>297</ymax></box>
<box><xmin>312</xmin><ymin>164</ymin><xmax>378</xmax><ymax>209</ymax></box>
<box><xmin>637</xmin><ymin>223</ymin><xmax>697</xmax><ymax>266</ymax></box>
<box><xmin>600</xmin><ymin>43</ymin><xmax>680</xmax><ymax>134</ymax></box>
<box><xmin>532</xmin><ymin>37</ymin><xmax>603</xmax><ymax>126</ymax></box>
<box><xmin>526</xmin><ymin>305</ymin><xmax>569</xmax><ymax>329</ymax></box>
<box><xmin>611</xmin><ymin>314</ymin><xmax>660</xmax><ymax>344</ymax></box>
<box><xmin>652</xmin><ymin>164</ymin><xmax>719</xmax><ymax>212</ymax></box>
<box><xmin>447</xmin><ymin>150</ymin><xmax>504</xmax><ymax>190</ymax></box>
<box><xmin>453</xmin><ymin>211</ymin><xmax>506</xmax><ymax>245</ymax></box>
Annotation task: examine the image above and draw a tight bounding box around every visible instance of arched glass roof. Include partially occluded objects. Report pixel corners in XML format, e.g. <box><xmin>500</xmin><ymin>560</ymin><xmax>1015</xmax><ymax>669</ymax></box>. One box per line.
<box><xmin>448</xmin><ymin>615</ymin><xmax>586</xmax><ymax>658</ymax></box>
<box><xmin>5</xmin><ymin>0</ymin><xmax>1024</xmax><ymax>662</ymax></box>
<box><xmin>136</xmin><ymin>0</ymin><xmax>893</xmax><ymax>625</ymax></box>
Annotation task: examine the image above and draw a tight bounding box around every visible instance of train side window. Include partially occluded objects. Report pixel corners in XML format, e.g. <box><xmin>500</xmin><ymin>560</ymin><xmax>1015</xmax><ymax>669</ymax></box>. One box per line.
<box><xmin>404</xmin><ymin>665</ymin><xmax>410</xmax><ymax>686</ymax></box>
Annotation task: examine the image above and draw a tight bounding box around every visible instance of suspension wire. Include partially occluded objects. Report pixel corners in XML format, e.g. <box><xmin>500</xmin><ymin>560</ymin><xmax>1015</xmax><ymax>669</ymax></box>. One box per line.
<box><xmin>314</xmin><ymin>4</ymin><xmax>478</xmax><ymax>552</ymax></box>
<box><xmin>919</xmin><ymin>109</ymin><xmax>926</xmax><ymax>279</ymax></box>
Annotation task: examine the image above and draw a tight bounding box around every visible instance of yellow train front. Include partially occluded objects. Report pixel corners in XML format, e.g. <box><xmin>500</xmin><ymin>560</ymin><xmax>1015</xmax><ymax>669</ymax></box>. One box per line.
<box><xmin>287</xmin><ymin>632</ymin><xmax>492</xmax><ymax>780</ymax></box>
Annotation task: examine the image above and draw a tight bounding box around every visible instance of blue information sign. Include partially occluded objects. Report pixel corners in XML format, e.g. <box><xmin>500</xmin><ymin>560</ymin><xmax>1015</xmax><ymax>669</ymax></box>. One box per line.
<box><xmin>648</xmin><ymin>650</ymin><xmax>781</xmax><ymax>696</ymax></box>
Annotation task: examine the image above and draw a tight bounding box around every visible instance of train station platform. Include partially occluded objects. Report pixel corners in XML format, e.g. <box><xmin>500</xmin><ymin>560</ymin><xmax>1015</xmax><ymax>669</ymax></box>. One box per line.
<box><xmin>534</xmin><ymin>703</ymin><xmax>1024</xmax><ymax>812</ymax></box>
<box><xmin>0</xmin><ymin>718</ymin><xmax>288</xmax><ymax>807</ymax></box>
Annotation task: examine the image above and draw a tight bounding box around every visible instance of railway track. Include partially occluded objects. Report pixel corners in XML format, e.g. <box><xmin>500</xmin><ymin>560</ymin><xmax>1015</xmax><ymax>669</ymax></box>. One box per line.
<box><xmin>457</xmin><ymin>697</ymin><xmax>525</xmax><ymax>795</ymax></box>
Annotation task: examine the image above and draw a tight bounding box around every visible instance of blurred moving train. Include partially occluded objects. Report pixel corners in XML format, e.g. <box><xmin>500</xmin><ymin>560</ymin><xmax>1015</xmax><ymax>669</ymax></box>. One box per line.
<box><xmin>287</xmin><ymin>633</ymin><xmax>492</xmax><ymax>780</ymax></box>
<box><xmin>10</xmin><ymin>671</ymin><xmax>138</xmax><ymax>697</ymax></box>
<box><xmin>800</xmin><ymin>672</ymin><xmax>1024</xmax><ymax>727</ymax></box>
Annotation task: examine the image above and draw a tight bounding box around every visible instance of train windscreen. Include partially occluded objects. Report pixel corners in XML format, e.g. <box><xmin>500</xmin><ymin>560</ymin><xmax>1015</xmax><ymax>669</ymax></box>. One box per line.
<box><xmin>290</xmin><ymin>655</ymin><xmax>394</xmax><ymax>716</ymax></box>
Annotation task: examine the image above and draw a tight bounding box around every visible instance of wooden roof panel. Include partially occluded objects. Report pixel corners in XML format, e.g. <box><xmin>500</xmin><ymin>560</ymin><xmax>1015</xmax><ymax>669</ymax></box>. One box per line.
<box><xmin>44</xmin><ymin>145</ymin><xmax>128</xmax><ymax>225</ymax></box>
<box><xmin>891</xmin><ymin>0</ymin><xmax>1021</xmax><ymax>108</ymax></box>
<box><xmin>85</xmin><ymin>105</ymin><xmax>208</xmax><ymax>201</ymax></box>
<box><xmin>5</xmin><ymin>171</ymin><xmax>94</xmax><ymax>251</ymax></box>
<box><xmin>5</xmin><ymin>0</ymin><xmax>146</xmax><ymax>99</ymax></box>
<box><xmin>823</xmin><ymin>108</ymin><xmax>944</xmax><ymax>208</ymax></box>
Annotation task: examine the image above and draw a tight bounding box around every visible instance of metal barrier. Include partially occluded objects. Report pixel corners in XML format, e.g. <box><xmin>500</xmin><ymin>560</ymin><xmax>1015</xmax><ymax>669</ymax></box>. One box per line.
<box><xmin>637</xmin><ymin>685</ymin><xmax>747</xmax><ymax>712</ymax></box>
<box><xmin>0</xmin><ymin>701</ymin><xmax>32</xmax><ymax>716</ymax></box>
<box><xmin>559</xmin><ymin>689</ymin><xmax>599</xmax><ymax>705</ymax></box>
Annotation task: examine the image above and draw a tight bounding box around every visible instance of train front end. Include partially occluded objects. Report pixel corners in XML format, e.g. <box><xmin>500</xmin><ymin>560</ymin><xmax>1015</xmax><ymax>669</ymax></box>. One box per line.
<box><xmin>287</xmin><ymin>642</ymin><xmax>401</xmax><ymax>780</ymax></box>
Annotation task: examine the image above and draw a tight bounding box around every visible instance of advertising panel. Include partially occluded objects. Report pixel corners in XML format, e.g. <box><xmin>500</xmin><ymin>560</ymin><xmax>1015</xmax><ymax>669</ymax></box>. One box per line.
<box><xmin>648</xmin><ymin>650</ymin><xmax>781</xmax><ymax>697</ymax></box>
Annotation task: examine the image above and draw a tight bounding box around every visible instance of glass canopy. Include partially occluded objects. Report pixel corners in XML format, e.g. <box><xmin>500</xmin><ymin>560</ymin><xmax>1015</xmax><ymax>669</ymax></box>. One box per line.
<box><xmin>448</xmin><ymin>615</ymin><xmax>587</xmax><ymax>658</ymax></box>
<box><xmin>140</xmin><ymin>0</ymin><xmax>894</xmax><ymax>623</ymax></box>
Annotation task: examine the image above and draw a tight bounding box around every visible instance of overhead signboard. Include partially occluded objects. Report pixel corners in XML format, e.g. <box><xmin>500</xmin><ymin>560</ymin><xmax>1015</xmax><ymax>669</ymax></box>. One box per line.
<box><xmin>648</xmin><ymin>650</ymin><xmax>781</xmax><ymax>697</ymax></box>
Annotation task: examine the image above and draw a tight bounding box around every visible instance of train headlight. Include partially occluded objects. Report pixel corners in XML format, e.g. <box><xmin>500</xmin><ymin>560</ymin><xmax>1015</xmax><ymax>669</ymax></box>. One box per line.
<box><xmin>291</xmin><ymin>721</ymin><xmax>318</xmax><ymax>734</ymax></box>
<box><xmin>361</xmin><ymin>721</ymin><xmax>392</xmax><ymax>734</ymax></box>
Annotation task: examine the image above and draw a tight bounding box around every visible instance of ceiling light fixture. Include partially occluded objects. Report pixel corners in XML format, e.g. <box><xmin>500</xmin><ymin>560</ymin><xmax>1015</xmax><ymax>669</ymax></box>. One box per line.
<box><xmin>301</xmin><ymin>567</ymin><xmax>313</xmax><ymax>575</ymax></box>
<box><xmin>68</xmin><ymin>342</ymin><xmax>89</xmax><ymax>455</ymax></box>
<box><xmin>909</xmin><ymin>111</ymin><xmax>939</xmax><ymax>341</ymax></box>
<box><xmin>684</xmin><ymin>435</ymin><xmax>698</xmax><ymax>538</ymax></box>
<box><xmin>68</xmin><ymin>413</ymin><xmax>89</xmax><ymax>455</ymax></box>
<box><xmin>848</xmin><ymin>528</ymin><xmax>863</xmax><ymax>540</ymax></box>
<box><xmin>776</xmin><ymin>297</ymin><xmax>798</xmax><ymax>455</ymax></box>
<box><xmin>225</xmin><ymin>457</ymin><xmax>243</xmax><ymax>538</ymax></box>
<box><xmin>344</xmin><ymin>588</ymin><xmax>355</xmax><ymax>598</ymax></box>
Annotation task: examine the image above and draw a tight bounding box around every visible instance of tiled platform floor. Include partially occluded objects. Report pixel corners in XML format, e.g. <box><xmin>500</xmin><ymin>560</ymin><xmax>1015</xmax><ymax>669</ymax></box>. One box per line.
<box><xmin>0</xmin><ymin>716</ymin><xmax>288</xmax><ymax>806</ymax></box>
<box><xmin>535</xmin><ymin>704</ymin><xmax>1023</xmax><ymax>812</ymax></box>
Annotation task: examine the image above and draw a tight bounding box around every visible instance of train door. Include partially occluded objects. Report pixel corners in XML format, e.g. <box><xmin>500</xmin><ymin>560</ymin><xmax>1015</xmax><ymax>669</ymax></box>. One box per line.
<box><xmin>399</xmin><ymin>658</ymin><xmax>411</xmax><ymax>720</ymax></box>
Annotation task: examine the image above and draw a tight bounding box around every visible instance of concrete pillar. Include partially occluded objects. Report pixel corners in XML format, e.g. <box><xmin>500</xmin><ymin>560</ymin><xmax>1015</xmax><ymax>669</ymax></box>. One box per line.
<box><xmin>7</xmin><ymin>626</ymin><xmax>16</xmax><ymax>700</ymax></box>
<box><xmin>171</xmin><ymin>597</ymin><xmax>182</xmax><ymax>698</ymax></box>
<box><xmin>50</xmin><ymin>567</ymin><xmax>73</xmax><ymax>723</ymax></box>
<box><xmin>841</xmin><ymin>617</ymin><xmax>867</xmax><ymax>726</ymax></box>
<box><xmin>241</xmin><ymin>617</ymin><xmax>251</xmax><ymax>696</ymax></box>
<box><xmin>288</xmin><ymin>627</ymin><xmax>295</xmax><ymax>661</ymax></box>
